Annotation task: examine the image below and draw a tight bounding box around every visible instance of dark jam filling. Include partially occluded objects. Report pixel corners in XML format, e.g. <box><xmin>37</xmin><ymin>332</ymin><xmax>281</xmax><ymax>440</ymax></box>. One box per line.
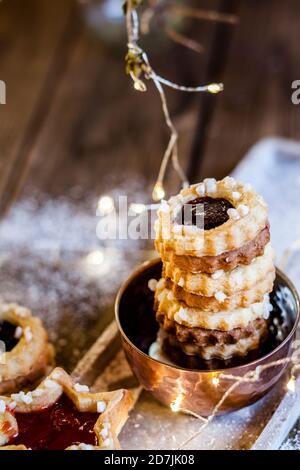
<box><xmin>10</xmin><ymin>394</ymin><xmax>99</xmax><ymax>450</ymax></box>
<box><xmin>177</xmin><ymin>196</ymin><xmax>234</xmax><ymax>230</ymax></box>
<box><xmin>0</xmin><ymin>321</ymin><xmax>18</xmax><ymax>352</ymax></box>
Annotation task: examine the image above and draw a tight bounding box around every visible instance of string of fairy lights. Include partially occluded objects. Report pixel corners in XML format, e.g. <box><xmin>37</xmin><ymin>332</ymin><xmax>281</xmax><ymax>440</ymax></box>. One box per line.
<box><xmin>124</xmin><ymin>0</ymin><xmax>223</xmax><ymax>202</ymax></box>
<box><xmin>121</xmin><ymin>0</ymin><xmax>300</xmax><ymax>449</ymax></box>
<box><xmin>173</xmin><ymin>349</ymin><xmax>300</xmax><ymax>449</ymax></box>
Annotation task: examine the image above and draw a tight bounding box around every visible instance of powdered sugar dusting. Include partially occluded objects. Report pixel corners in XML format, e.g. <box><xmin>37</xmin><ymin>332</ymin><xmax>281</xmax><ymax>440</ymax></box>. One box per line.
<box><xmin>0</xmin><ymin>191</ymin><xmax>153</xmax><ymax>371</ymax></box>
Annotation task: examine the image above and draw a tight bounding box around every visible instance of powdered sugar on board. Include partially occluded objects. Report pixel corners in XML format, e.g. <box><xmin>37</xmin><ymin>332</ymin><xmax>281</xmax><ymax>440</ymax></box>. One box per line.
<box><xmin>281</xmin><ymin>427</ymin><xmax>300</xmax><ymax>450</ymax></box>
<box><xmin>0</xmin><ymin>189</ymin><xmax>154</xmax><ymax>371</ymax></box>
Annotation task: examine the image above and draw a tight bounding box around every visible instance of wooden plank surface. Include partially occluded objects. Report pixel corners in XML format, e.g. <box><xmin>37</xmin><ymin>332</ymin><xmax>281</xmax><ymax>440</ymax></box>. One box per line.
<box><xmin>0</xmin><ymin>0</ymin><xmax>77</xmax><ymax>213</ymax></box>
<box><xmin>198</xmin><ymin>0</ymin><xmax>300</xmax><ymax>180</ymax></box>
<box><xmin>0</xmin><ymin>0</ymin><xmax>223</xmax><ymax>207</ymax></box>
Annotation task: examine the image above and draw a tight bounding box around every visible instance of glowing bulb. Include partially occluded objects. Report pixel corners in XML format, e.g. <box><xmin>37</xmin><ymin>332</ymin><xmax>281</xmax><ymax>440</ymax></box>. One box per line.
<box><xmin>86</xmin><ymin>250</ymin><xmax>104</xmax><ymax>266</ymax></box>
<box><xmin>130</xmin><ymin>203</ymin><xmax>146</xmax><ymax>214</ymax></box>
<box><xmin>152</xmin><ymin>182</ymin><xmax>165</xmax><ymax>202</ymax></box>
<box><xmin>287</xmin><ymin>376</ymin><xmax>296</xmax><ymax>393</ymax></box>
<box><xmin>207</xmin><ymin>83</ymin><xmax>224</xmax><ymax>94</ymax></box>
<box><xmin>170</xmin><ymin>393</ymin><xmax>184</xmax><ymax>413</ymax></box>
<box><xmin>212</xmin><ymin>377</ymin><xmax>220</xmax><ymax>387</ymax></box>
<box><xmin>97</xmin><ymin>196</ymin><xmax>114</xmax><ymax>216</ymax></box>
<box><xmin>133</xmin><ymin>78</ymin><xmax>147</xmax><ymax>92</ymax></box>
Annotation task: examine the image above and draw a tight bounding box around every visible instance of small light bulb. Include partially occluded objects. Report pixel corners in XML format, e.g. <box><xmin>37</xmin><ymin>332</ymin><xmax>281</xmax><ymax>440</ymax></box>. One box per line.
<box><xmin>287</xmin><ymin>376</ymin><xmax>296</xmax><ymax>393</ymax></box>
<box><xmin>212</xmin><ymin>377</ymin><xmax>220</xmax><ymax>387</ymax></box>
<box><xmin>207</xmin><ymin>83</ymin><xmax>224</xmax><ymax>94</ymax></box>
<box><xmin>97</xmin><ymin>196</ymin><xmax>114</xmax><ymax>216</ymax></box>
<box><xmin>130</xmin><ymin>203</ymin><xmax>146</xmax><ymax>214</ymax></box>
<box><xmin>133</xmin><ymin>79</ymin><xmax>147</xmax><ymax>92</ymax></box>
<box><xmin>152</xmin><ymin>182</ymin><xmax>165</xmax><ymax>202</ymax></box>
<box><xmin>86</xmin><ymin>250</ymin><xmax>104</xmax><ymax>266</ymax></box>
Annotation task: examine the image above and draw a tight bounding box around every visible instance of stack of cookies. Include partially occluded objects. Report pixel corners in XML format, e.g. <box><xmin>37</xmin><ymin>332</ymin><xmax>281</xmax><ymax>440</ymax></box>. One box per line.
<box><xmin>153</xmin><ymin>177</ymin><xmax>275</xmax><ymax>367</ymax></box>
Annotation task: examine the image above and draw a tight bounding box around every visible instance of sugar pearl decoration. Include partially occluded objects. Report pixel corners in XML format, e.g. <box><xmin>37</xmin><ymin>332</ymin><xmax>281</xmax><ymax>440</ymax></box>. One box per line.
<box><xmin>177</xmin><ymin>307</ymin><xmax>189</xmax><ymax>321</ymax></box>
<box><xmin>15</xmin><ymin>306</ymin><xmax>30</xmax><ymax>318</ymax></box>
<box><xmin>227</xmin><ymin>208</ymin><xmax>240</xmax><ymax>221</ymax></box>
<box><xmin>223</xmin><ymin>176</ymin><xmax>236</xmax><ymax>187</ymax></box>
<box><xmin>211</xmin><ymin>270</ymin><xmax>224</xmax><ymax>280</ymax></box>
<box><xmin>24</xmin><ymin>326</ymin><xmax>33</xmax><ymax>342</ymax></box>
<box><xmin>78</xmin><ymin>443</ymin><xmax>94</xmax><ymax>450</ymax></box>
<box><xmin>97</xmin><ymin>401</ymin><xmax>106</xmax><ymax>413</ymax></box>
<box><xmin>178</xmin><ymin>277</ymin><xmax>185</xmax><ymax>287</ymax></box>
<box><xmin>204</xmin><ymin>178</ymin><xmax>217</xmax><ymax>193</ymax></box>
<box><xmin>232</xmin><ymin>191</ymin><xmax>241</xmax><ymax>200</ymax></box>
<box><xmin>0</xmin><ymin>400</ymin><xmax>6</xmax><ymax>414</ymax></box>
<box><xmin>74</xmin><ymin>383</ymin><xmax>89</xmax><ymax>393</ymax></box>
<box><xmin>14</xmin><ymin>326</ymin><xmax>23</xmax><ymax>339</ymax></box>
<box><xmin>44</xmin><ymin>379</ymin><xmax>60</xmax><ymax>390</ymax></box>
<box><xmin>196</xmin><ymin>183</ymin><xmax>205</xmax><ymax>196</ymax></box>
<box><xmin>214</xmin><ymin>292</ymin><xmax>227</xmax><ymax>302</ymax></box>
<box><xmin>11</xmin><ymin>391</ymin><xmax>33</xmax><ymax>404</ymax></box>
<box><xmin>237</xmin><ymin>204</ymin><xmax>249</xmax><ymax>216</ymax></box>
<box><xmin>148</xmin><ymin>279</ymin><xmax>158</xmax><ymax>292</ymax></box>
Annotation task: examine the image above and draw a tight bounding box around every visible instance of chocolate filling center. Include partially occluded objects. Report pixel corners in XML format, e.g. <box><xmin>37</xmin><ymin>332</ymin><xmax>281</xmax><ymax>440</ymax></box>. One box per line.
<box><xmin>0</xmin><ymin>321</ymin><xmax>19</xmax><ymax>352</ymax></box>
<box><xmin>177</xmin><ymin>196</ymin><xmax>234</xmax><ymax>230</ymax></box>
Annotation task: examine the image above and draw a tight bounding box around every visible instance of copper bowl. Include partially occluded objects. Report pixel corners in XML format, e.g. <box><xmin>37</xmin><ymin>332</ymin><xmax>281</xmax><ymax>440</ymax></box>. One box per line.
<box><xmin>115</xmin><ymin>259</ymin><xmax>299</xmax><ymax>416</ymax></box>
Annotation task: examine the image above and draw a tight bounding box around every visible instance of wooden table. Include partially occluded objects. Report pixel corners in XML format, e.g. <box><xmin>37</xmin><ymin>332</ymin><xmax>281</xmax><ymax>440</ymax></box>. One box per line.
<box><xmin>0</xmin><ymin>0</ymin><xmax>299</xmax><ymax>212</ymax></box>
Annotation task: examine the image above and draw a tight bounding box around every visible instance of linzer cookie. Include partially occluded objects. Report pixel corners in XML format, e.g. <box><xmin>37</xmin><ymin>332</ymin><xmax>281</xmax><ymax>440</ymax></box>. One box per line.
<box><xmin>151</xmin><ymin>177</ymin><xmax>275</xmax><ymax>364</ymax></box>
<box><xmin>0</xmin><ymin>303</ymin><xmax>54</xmax><ymax>395</ymax></box>
<box><xmin>0</xmin><ymin>367</ymin><xmax>134</xmax><ymax>450</ymax></box>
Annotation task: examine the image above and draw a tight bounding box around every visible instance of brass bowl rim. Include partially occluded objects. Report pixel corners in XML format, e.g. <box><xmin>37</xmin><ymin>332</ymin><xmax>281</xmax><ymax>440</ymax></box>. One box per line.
<box><xmin>115</xmin><ymin>257</ymin><xmax>300</xmax><ymax>374</ymax></box>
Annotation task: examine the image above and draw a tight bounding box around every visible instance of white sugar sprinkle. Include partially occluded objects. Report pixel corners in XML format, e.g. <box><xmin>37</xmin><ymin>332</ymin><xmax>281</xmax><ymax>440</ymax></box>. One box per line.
<box><xmin>214</xmin><ymin>292</ymin><xmax>227</xmax><ymax>302</ymax></box>
<box><xmin>178</xmin><ymin>277</ymin><xmax>185</xmax><ymax>287</ymax></box>
<box><xmin>24</xmin><ymin>326</ymin><xmax>33</xmax><ymax>342</ymax></box>
<box><xmin>11</xmin><ymin>391</ymin><xmax>33</xmax><ymax>405</ymax></box>
<box><xmin>237</xmin><ymin>204</ymin><xmax>249</xmax><ymax>216</ymax></box>
<box><xmin>148</xmin><ymin>279</ymin><xmax>158</xmax><ymax>292</ymax></box>
<box><xmin>211</xmin><ymin>270</ymin><xmax>224</xmax><ymax>280</ymax></box>
<box><xmin>232</xmin><ymin>191</ymin><xmax>241</xmax><ymax>200</ymax></box>
<box><xmin>78</xmin><ymin>443</ymin><xmax>94</xmax><ymax>450</ymax></box>
<box><xmin>44</xmin><ymin>379</ymin><xmax>60</xmax><ymax>390</ymax></box>
<box><xmin>15</xmin><ymin>306</ymin><xmax>30</xmax><ymax>318</ymax></box>
<box><xmin>227</xmin><ymin>208</ymin><xmax>240</xmax><ymax>221</ymax></box>
<box><xmin>74</xmin><ymin>383</ymin><xmax>89</xmax><ymax>393</ymax></box>
<box><xmin>223</xmin><ymin>176</ymin><xmax>236</xmax><ymax>187</ymax></box>
<box><xmin>97</xmin><ymin>401</ymin><xmax>106</xmax><ymax>413</ymax></box>
<box><xmin>196</xmin><ymin>183</ymin><xmax>205</xmax><ymax>196</ymax></box>
<box><xmin>204</xmin><ymin>178</ymin><xmax>217</xmax><ymax>193</ymax></box>
<box><xmin>0</xmin><ymin>400</ymin><xmax>6</xmax><ymax>413</ymax></box>
<box><xmin>14</xmin><ymin>326</ymin><xmax>23</xmax><ymax>339</ymax></box>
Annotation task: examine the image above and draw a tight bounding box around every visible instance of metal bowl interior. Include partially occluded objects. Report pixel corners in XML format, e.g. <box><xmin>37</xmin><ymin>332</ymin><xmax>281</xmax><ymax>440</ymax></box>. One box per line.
<box><xmin>115</xmin><ymin>259</ymin><xmax>300</xmax><ymax>416</ymax></box>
